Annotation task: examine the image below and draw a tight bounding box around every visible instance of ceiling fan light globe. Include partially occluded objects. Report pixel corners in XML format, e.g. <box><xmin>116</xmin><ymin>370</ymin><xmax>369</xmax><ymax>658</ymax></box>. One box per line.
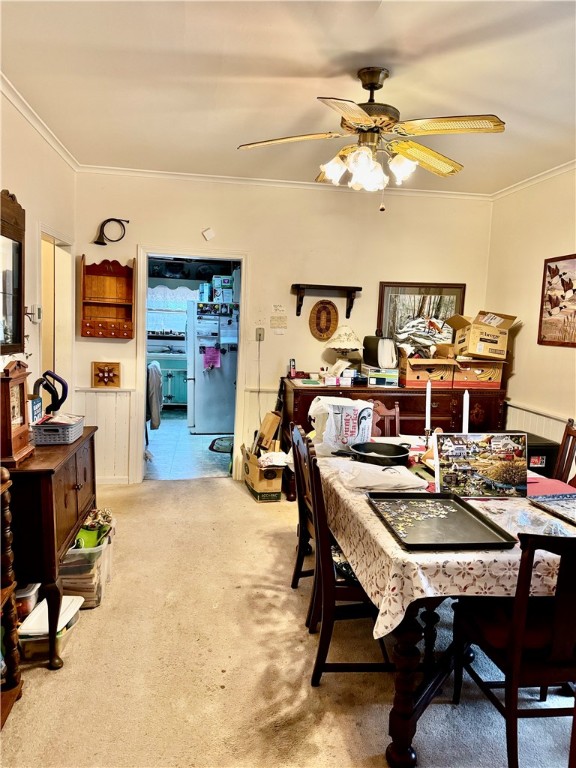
<box><xmin>388</xmin><ymin>154</ymin><xmax>418</xmax><ymax>185</ymax></box>
<box><xmin>346</xmin><ymin>146</ymin><xmax>374</xmax><ymax>174</ymax></box>
<box><xmin>320</xmin><ymin>155</ymin><xmax>347</xmax><ymax>185</ymax></box>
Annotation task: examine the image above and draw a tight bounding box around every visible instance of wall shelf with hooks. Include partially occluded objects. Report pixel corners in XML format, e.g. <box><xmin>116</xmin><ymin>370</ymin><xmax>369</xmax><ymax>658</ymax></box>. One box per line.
<box><xmin>291</xmin><ymin>284</ymin><xmax>362</xmax><ymax>318</ymax></box>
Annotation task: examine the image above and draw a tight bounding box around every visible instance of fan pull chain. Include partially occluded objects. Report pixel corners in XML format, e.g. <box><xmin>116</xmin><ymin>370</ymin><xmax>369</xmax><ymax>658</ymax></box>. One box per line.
<box><xmin>379</xmin><ymin>189</ymin><xmax>386</xmax><ymax>212</ymax></box>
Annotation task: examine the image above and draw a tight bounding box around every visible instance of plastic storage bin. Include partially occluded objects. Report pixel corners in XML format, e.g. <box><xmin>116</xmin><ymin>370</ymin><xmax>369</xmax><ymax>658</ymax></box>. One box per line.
<box><xmin>60</xmin><ymin>534</ymin><xmax>113</xmax><ymax>608</ymax></box>
<box><xmin>14</xmin><ymin>583</ymin><xmax>41</xmax><ymax>621</ymax></box>
<box><xmin>18</xmin><ymin>595</ymin><xmax>84</xmax><ymax>661</ymax></box>
<box><xmin>31</xmin><ymin>415</ymin><xmax>84</xmax><ymax>445</ymax></box>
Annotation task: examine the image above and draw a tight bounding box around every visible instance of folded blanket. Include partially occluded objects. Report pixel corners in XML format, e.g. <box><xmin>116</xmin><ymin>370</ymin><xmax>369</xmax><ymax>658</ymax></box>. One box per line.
<box><xmin>320</xmin><ymin>458</ymin><xmax>429</xmax><ymax>492</ymax></box>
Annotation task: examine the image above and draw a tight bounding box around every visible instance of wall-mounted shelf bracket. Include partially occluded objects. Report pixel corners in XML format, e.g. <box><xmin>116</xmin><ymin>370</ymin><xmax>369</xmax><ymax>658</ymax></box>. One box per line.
<box><xmin>291</xmin><ymin>284</ymin><xmax>362</xmax><ymax>318</ymax></box>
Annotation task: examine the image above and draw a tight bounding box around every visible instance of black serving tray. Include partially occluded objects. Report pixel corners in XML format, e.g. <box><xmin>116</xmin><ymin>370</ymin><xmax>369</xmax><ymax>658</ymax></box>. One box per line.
<box><xmin>366</xmin><ymin>492</ymin><xmax>517</xmax><ymax>551</ymax></box>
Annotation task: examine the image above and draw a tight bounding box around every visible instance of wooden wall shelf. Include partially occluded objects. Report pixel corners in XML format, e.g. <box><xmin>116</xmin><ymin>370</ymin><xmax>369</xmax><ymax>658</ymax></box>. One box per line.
<box><xmin>291</xmin><ymin>284</ymin><xmax>362</xmax><ymax>318</ymax></box>
<box><xmin>81</xmin><ymin>256</ymin><xmax>135</xmax><ymax>338</ymax></box>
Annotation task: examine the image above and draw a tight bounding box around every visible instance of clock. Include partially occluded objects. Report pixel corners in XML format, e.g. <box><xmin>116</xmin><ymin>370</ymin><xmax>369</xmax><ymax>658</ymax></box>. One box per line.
<box><xmin>1</xmin><ymin>360</ymin><xmax>34</xmax><ymax>468</ymax></box>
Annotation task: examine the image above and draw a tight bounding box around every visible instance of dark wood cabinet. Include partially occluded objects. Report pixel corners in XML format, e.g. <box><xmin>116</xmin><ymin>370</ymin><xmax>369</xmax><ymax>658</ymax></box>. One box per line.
<box><xmin>281</xmin><ymin>378</ymin><xmax>506</xmax><ymax>499</ymax></box>
<box><xmin>8</xmin><ymin>427</ymin><xmax>97</xmax><ymax>669</ymax></box>
<box><xmin>1</xmin><ymin>467</ymin><xmax>23</xmax><ymax>727</ymax></box>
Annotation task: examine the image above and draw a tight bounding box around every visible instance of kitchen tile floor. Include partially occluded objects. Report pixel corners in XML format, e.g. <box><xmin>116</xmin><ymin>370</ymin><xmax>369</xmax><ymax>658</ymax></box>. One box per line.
<box><xmin>144</xmin><ymin>408</ymin><xmax>232</xmax><ymax>480</ymax></box>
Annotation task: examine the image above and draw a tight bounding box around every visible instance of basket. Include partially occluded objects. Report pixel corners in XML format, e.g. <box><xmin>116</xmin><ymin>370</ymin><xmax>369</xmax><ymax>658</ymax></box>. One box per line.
<box><xmin>32</xmin><ymin>415</ymin><xmax>84</xmax><ymax>445</ymax></box>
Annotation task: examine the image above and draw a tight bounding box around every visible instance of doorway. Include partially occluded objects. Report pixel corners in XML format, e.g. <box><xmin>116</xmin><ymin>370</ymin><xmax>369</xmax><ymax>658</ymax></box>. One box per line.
<box><xmin>144</xmin><ymin>253</ymin><xmax>241</xmax><ymax>481</ymax></box>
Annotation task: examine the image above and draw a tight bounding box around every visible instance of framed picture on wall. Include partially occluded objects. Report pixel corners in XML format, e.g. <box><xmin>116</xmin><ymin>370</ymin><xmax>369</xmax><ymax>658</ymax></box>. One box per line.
<box><xmin>537</xmin><ymin>254</ymin><xmax>576</xmax><ymax>347</ymax></box>
<box><xmin>377</xmin><ymin>282</ymin><xmax>466</xmax><ymax>351</ymax></box>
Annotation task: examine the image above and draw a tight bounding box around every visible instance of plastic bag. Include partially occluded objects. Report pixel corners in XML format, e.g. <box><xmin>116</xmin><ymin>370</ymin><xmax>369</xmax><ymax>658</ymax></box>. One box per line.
<box><xmin>308</xmin><ymin>396</ymin><xmax>374</xmax><ymax>456</ymax></box>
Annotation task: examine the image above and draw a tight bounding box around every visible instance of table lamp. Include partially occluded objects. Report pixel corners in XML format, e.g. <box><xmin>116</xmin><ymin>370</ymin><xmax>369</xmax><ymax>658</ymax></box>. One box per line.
<box><xmin>324</xmin><ymin>325</ymin><xmax>363</xmax><ymax>374</ymax></box>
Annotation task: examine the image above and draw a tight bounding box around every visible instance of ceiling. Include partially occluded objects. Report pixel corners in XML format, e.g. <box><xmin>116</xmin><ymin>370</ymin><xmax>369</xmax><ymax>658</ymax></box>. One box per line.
<box><xmin>1</xmin><ymin>1</ymin><xmax>575</xmax><ymax>196</ymax></box>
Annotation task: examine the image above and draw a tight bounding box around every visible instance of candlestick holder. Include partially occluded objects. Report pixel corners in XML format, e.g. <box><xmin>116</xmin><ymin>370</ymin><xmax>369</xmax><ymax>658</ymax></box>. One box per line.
<box><xmin>424</xmin><ymin>428</ymin><xmax>432</xmax><ymax>448</ymax></box>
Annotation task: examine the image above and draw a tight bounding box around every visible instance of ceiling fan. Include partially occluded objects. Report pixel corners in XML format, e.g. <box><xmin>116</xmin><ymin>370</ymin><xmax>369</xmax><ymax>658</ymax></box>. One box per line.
<box><xmin>238</xmin><ymin>67</ymin><xmax>505</xmax><ymax>192</ymax></box>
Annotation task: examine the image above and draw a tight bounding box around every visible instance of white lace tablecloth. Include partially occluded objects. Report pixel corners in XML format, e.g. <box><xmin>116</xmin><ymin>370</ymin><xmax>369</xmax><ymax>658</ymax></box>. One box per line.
<box><xmin>319</xmin><ymin>458</ymin><xmax>576</xmax><ymax>639</ymax></box>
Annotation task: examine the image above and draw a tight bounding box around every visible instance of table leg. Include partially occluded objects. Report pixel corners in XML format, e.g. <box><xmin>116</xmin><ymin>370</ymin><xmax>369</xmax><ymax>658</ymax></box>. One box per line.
<box><xmin>385</xmin><ymin>600</ymin><xmax>454</xmax><ymax>768</ymax></box>
<box><xmin>44</xmin><ymin>579</ymin><xmax>63</xmax><ymax>670</ymax></box>
<box><xmin>386</xmin><ymin>605</ymin><xmax>423</xmax><ymax>768</ymax></box>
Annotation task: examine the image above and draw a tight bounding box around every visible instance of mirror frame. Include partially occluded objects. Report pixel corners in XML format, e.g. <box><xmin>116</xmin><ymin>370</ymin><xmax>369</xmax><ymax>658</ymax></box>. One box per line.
<box><xmin>1</xmin><ymin>189</ymin><xmax>25</xmax><ymax>356</ymax></box>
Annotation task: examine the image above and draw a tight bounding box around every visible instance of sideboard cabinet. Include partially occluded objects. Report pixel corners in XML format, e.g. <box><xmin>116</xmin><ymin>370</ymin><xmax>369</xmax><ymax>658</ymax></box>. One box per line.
<box><xmin>8</xmin><ymin>427</ymin><xmax>97</xmax><ymax>669</ymax></box>
<box><xmin>281</xmin><ymin>378</ymin><xmax>506</xmax><ymax>499</ymax></box>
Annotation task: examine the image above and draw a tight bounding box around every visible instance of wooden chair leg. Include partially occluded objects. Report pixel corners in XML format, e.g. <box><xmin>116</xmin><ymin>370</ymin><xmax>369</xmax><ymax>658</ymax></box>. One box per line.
<box><xmin>311</xmin><ymin>610</ymin><xmax>335</xmax><ymax>687</ymax></box>
<box><xmin>290</xmin><ymin>525</ymin><xmax>309</xmax><ymax>589</ymax></box>
<box><xmin>568</xmin><ymin>703</ymin><xmax>576</xmax><ymax>768</ymax></box>
<box><xmin>306</xmin><ymin>571</ymin><xmax>321</xmax><ymax>632</ymax></box>
<box><xmin>504</xmin><ymin>681</ymin><xmax>520</xmax><ymax>768</ymax></box>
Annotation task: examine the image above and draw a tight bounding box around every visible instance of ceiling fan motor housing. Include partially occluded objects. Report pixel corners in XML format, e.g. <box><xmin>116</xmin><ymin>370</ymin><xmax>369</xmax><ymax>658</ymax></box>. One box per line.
<box><xmin>340</xmin><ymin>102</ymin><xmax>401</xmax><ymax>133</ymax></box>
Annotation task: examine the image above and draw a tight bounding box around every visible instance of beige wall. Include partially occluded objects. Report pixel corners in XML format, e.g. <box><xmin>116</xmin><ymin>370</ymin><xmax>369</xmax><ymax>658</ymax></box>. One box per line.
<box><xmin>1</xmin><ymin>96</ymin><xmax>76</xmax><ymax>383</ymax></box>
<box><xmin>74</xmin><ymin>172</ymin><xmax>492</xmax><ymax>390</ymax></box>
<box><xmin>3</xmin><ymin>88</ymin><xmax>575</xmax><ymax>479</ymax></box>
<box><xmin>487</xmin><ymin>168</ymin><xmax>576</xmax><ymax>433</ymax></box>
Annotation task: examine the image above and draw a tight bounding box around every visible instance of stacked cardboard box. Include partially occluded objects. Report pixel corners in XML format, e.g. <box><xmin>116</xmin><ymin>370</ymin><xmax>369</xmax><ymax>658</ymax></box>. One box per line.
<box><xmin>242</xmin><ymin>411</ymin><xmax>284</xmax><ymax>502</ymax></box>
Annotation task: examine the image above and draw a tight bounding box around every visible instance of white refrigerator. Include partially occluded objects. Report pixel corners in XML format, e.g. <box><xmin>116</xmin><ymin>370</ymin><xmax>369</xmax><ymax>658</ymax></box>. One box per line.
<box><xmin>186</xmin><ymin>301</ymin><xmax>239</xmax><ymax>434</ymax></box>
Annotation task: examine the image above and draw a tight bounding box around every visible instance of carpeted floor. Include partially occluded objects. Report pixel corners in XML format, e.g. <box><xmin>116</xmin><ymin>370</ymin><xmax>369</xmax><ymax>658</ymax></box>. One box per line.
<box><xmin>1</xmin><ymin>478</ymin><xmax>572</xmax><ymax>768</ymax></box>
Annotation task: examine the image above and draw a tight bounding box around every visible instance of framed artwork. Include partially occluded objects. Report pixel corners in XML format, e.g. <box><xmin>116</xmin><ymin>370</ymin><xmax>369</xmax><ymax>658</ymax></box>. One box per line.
<box><xmin>377</xmin><ymin>282</ymin><xmax>465</xmax><ymax>351</ymax></box>
<box><xmin>92</xmin><ymin>361</ymin><xmax>120</xmax><ymax>387</ymax></box>
<box><xmin>537</xmin><ymin>254</ymin><xmax>576</xmax><ymax>347</ymax></box>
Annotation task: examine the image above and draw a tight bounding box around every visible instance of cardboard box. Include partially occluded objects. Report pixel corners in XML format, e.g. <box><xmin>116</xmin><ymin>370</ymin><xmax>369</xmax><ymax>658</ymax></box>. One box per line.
<box><xmin>241</xmin><ymin>444</ymin><xmax>283</xmax><ymax>502</ymax></box>
<box><xmin>398</xmin><ymin>353</ymin><xmax>458</xmax><ymax>388</ymax></box>
<box><xmin>251</xmin><ymin>411</ymin><xmax>281</xmax><ymax>452</ymax></box>
<box><xmin>361</xmin><ymin>365</ymin><xmax>399</xmax><ymax>387</ymax></box>
<box><xmin>446</xmin><ymin>311</ymin><xmax>517</xmax><ymax>360</ymax></box>
<box><xmin>452</xmin><ymin>360</ymin><xmax>505</xmax><ymax>389</ymax></box>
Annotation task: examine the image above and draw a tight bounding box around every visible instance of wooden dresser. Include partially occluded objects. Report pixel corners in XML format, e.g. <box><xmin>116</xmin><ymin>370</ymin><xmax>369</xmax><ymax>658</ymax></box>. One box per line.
<box><xmin>8</xmin><ymin>427</ymin><xmax>97</xmax><ymax>669</ymax></box>
<box><xmin>281</xmin><ymin>378</ymin><xmax>506</xmax><ymax>499</ymax></box>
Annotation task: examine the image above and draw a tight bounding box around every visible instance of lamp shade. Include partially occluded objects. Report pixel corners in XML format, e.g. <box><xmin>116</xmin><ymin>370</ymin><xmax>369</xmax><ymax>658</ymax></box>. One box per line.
<box><xmin>324</xmin><ymin>325</ymin><xmax>363</xmax><ymax>351</ymax></box>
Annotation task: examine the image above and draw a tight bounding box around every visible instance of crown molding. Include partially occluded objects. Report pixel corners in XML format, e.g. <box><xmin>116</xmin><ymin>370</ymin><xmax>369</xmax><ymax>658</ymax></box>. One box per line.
<box><xmin>76</xmin><ymin>163</ymin><xmax>488</xmax><ymax>200</ymax></box>
<box><xmin>1</xmin><ymin>73</ymin><xmax>80</xmax><ymax>171</ymax></box>
<box><xmin>492</xmin><ymin>160</ymin><xmax>576</xmax><ymax>200</ymax></box>
<box><xmin>4</xmin><ymin>71</ymin><xmax>572</xmax><ymax>202</ymax></box>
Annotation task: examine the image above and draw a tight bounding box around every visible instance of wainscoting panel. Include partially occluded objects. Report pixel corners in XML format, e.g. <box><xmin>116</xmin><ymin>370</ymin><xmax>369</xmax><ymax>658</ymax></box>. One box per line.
<box><xmin>75</xmin><ymin>388</ymin><xmax>134</xmax><ymax>484</ymax></box>
<box><xmin>506</xmin><ymin>402</ymin><xmax>568</xmax><ymax>443</ymax></box>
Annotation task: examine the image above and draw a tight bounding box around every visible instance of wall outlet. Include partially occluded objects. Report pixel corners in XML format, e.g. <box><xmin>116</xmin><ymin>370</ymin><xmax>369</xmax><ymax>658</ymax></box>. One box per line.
<box><xmin>255</xmin><ymin>327</ymin><xmax>265</xmax><ymax>342</ymax></box>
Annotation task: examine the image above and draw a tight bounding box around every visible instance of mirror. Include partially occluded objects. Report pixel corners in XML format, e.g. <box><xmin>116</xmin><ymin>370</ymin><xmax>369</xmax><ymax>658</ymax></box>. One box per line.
<box><xmin>1</xmin><ymin>190</ymin><xmax>25</xmax><ymax>356</ymax></box>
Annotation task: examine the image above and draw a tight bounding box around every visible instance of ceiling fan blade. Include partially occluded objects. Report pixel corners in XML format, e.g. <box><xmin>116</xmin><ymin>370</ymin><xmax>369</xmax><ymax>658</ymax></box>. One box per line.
<box><xmin>387</xmin><ymin>140</ymin><xmax>463</xmax><ymax>176</ymax></box>
<box><xmin>392</xmin><ymin>114</ymin><xmax>505</xmax><ymax>137</ymax></box>
<box><xmin>238</xmin><ymin>131</ymin><xmax>344</xmax><ymax>150</ymax></box>
<box><xmin>317</xmin><ymin>97</ymin><xmax>374</xmax><ymax>129</ymax></box>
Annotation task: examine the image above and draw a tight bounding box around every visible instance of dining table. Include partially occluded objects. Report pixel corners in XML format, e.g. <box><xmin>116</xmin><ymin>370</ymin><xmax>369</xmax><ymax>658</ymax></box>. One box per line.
<box><xmin>317</xmin><ymin>448</ymin><xmax>576</xmax><ymax>768</ymax></box>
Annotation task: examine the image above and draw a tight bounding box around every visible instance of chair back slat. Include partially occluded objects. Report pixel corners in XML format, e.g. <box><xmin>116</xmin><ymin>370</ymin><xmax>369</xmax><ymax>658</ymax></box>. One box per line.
<box><xmin>309</xmin><ymin>455</ymin><xmax>339</xmax><ymax>597</ymax></box>
<box><xmin>369</xmin><ymin>400</ymin><xmax>400</xmax><ymax>438</ymax></box>
<box><xmin>553</xmin><ymin>418</ymin><xmax>576</xmax><ymax>486</ymax></box>
<box><xmin>291</xmin><ymin>423</ymin><xmax>315</xmax><ymax>518</ymax></box>
<box><xmin>515</xmin><ymin>533</ymin><xmax>576</xmax><ymax>665</ymax></box>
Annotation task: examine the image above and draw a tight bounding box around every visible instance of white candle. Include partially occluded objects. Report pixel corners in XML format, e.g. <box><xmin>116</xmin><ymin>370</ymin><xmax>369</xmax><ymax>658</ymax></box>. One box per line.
<box><xmin>425</xmin><ymin>380</ymin><xmax>431</xmax><ymax>430</ymax></box>
<box><xmin>462</xmin><ymin>389</ymin><xmax>470</xmax><ymax>434</ymax></box>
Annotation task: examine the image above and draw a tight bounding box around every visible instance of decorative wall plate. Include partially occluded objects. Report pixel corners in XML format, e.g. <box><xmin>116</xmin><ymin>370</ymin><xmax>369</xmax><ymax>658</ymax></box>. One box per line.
<box><xmin>309</xmin><ymin>300</ymin><xmax>339</xmax><ymax>340</ymax></box>
<box><xmin>92</xmin><ymin>361</ymin><xmax>120</xmax><ymax>387</ymax></box>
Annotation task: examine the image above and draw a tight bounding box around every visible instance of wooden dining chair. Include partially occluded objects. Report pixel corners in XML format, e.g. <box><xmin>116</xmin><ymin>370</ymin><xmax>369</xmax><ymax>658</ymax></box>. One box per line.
<box><xmin>290</xmin><ymin>424</ymin><xmax>317</xmax><ymax>628</ymax></box>
<box><xmin>553</xmin><ymin>418</ymin><xmax>576</xmax><ymax>487</ymax></box>
<box><xmin>452</xmin><ymin>533</ymin><xmax>576</xmax><ymax>768</ymax></box>
<box><xmin>369</xmin><ymin>399</ymin><xmax>400</xmax><ymax>438</ymax></box>
<box><xmin>308</xmin><ymin>453</ymin><xmax>393</xmax><ymax>687</ymax></box>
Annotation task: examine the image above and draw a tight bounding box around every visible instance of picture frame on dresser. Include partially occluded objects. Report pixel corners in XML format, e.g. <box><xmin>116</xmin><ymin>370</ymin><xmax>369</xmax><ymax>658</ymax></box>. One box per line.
<box><xmin>377</xmin><ymin>282</ymin><xmax>465</xmax><ymax>348</ymax></box>
<box><xmin>537</xmin><ymin>254</ymin><xmax>576</xmax><ymax>347</ymax></box>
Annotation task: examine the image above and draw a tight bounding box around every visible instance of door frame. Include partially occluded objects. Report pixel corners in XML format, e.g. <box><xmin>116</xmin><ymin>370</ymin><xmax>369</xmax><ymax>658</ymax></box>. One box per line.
<box><xmin>132</xmin><ymin>244</ymin><xmax>248</xmax><ymax>483</ymax></box>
